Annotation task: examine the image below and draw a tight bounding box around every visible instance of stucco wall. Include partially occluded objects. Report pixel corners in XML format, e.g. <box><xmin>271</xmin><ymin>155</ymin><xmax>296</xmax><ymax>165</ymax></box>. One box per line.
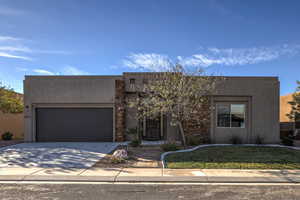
<box><xmin>280</xmin><ymin>93</ymin><xmax>293</xmax><ymax>122</ymax></box>
<box><xmin>212</xmin><ymin>77</ymin><xmax>280</xmax><ymax>144</ymax></box>
<box><xmin>0</xmin><ymin>111</ymin><xmax>24</xmax><ymax>140</ymax></box>
<box><xmin>24</xmin><ymin>76</ymin><xmax>122</xmax><ymax>142</ymax></box>
<box><xmin>122</xmin><ymin>74</ymin><xmax>280</xmax><ymax>144</ymax></box>
<box><xmin>24</xmin><ymin>75</ymin><xmax>280</xmax><ymax>144</ymax></box>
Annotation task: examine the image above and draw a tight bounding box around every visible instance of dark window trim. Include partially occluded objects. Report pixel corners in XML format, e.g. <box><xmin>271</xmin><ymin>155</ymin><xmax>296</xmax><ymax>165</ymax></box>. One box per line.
<box><xmin>216</xmin><ymin>103</ymin><xmax>246</xmax><ymax>128</ymax></box>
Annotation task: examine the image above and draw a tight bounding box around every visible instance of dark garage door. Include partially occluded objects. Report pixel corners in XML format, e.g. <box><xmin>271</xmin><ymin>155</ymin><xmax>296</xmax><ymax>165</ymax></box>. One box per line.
<box><xmin>36</xmin><ymin>108</ymin><xmax>113</xmax><ymax>142</ymax></box>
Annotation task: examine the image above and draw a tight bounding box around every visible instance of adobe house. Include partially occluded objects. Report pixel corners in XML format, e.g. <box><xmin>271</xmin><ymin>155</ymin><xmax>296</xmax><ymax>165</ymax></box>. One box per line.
<box><xmin>280</xmin><ymin>93</ymin><xmax>300</xmax><ymax>134</ymax></box>
<box><xmin>23</xmin><ymin>73</ymin><xmax>280</xmax><ymax>144</ymax></box>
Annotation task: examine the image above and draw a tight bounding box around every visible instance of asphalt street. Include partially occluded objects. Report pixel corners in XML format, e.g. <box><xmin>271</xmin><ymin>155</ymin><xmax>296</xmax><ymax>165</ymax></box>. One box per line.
<box><xmin>0</xmin><ymin>182</ymin><xmax>300</xmax><ymax>200</ymax></box>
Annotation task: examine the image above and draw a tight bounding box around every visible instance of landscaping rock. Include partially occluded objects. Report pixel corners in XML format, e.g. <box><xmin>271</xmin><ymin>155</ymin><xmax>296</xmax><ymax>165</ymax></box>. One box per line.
<box><xmin>112</xmin><ymin>149</ymin><xmax>128</xmax><ymax>159</ymax></box>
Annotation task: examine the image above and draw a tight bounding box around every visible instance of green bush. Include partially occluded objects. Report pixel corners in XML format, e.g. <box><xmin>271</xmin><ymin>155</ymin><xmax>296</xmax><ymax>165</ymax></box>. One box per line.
<box><xmin>126</xmin><ymin>127</ymin><xmax>140</xmax><ymax>141</ymax></box>
<box><xmin>229</xmin><ymin>135</ymin><xmax>242</xmax><ymax>144</ymax></box>
<box><xmin>126</xmin><ymin>127</ymin><xmax>138</xmax><ymax>135</ymax></box>
<box><xmin>186</xmin><ymin>135</ymin><xmax>203</xmax><ymax>146</ymax></box>
<box><xmin>161</xmin><ymin>143</ymin><xmax>180</xmax><ymax>152</ymax></box>
<box><xmin>295</xmin><ymin>132</ymin><xmax>300</xmax><ymax>140</ymax></box>
<box><xmin>129</xmin><ymin>139</ymin><xmax>141</xmax><ymax>147</ymax></box>
<box><xmin>1</xmin><ymin>131</ymin><xmax>13</xmax><ymax>140</ymax></box>
<box><xmin>281</xmin><ymin>137</ymin><xmax>294</xmax><ymax>146</ymax></box>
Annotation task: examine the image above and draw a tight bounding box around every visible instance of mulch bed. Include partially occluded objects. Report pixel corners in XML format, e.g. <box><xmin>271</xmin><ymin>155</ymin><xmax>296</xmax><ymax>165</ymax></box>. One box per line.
<box><xmin>92</xmin><ymin>145</ymin><xmax>164</xmax><ymax>168</ymax></box>
<box><xmin>0</xmin><ymin>140</ymin><xmax>23</xmax><ymax>148</ymax></box>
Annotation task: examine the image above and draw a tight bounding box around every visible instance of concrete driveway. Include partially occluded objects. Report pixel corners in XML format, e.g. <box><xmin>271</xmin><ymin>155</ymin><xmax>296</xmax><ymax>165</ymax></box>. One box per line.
<box><xmin>0</xmin><ymin>142</ymin><xmax>120</xmax><ymax>169</ymax></box>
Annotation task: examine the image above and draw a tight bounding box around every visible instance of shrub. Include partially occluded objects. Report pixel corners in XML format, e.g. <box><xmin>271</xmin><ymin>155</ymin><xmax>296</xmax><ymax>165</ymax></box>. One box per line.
<box><xmin>186</xmin><ymin>135</ymin><xmax>202</xmax><ymax>146</ymax></box>
<box><xmin>129</xmin><ymin>139</ymin><xmax>141</xmax><ymax>147</ymax></box>
<box><xmin>161</xmin><ymin>143</ymin><xmax>180</xmax><ymax>152</ymax></box>
<box><xmin>229</xmin><ymin>135</ymin><xmax>242</xmax><ymax>144</ymax></box>
<box><xmin>281</xmin><ymin>137</ymin><xmax>293</xmax><ymax>146</ymax></box>
<box><xmin>255</xmin><ymin>135</ymin><xmax>264</xmax><ymax>144</ymax></box>
<box><xmin>126</xmin><ymin>127</ymin><xmax>137</xmax><ymax>135</ymax></box>
<box><xmin>295</xmin><ymin>132</ymin><xmax>300</xmax><ymax>140</ymax></box>
<box><xmin>1</xmin><ymin>131</ymin><xmax>13</xmax><ymax>140</ymax></box>
<box><xmin>126</xmin><ymin>127</ymin><xmax>139</xmax><ymax>141</ymax></box>
<box><xmin>110</xmin><ymin>156</ymin><xmax>125</xmax><ymax>164</ymax></box>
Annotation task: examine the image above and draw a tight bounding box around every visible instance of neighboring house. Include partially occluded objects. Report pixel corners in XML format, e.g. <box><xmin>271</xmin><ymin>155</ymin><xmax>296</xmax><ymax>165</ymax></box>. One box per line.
<box><xmin>280</xmin><ymin>93</ymin><xmax>300</xmax><ymax>135</ymax></box>
<box><xmin>24</xmin><ymin>73</ymin><xmax>280</xmax><ymax>144</ymax></box>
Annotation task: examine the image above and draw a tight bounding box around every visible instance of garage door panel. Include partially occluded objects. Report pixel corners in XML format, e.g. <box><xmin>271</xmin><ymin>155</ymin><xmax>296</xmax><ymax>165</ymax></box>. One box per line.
<box><xmin>36</xmin><ymin>108</ymin><xmax>113</xmax><ymax>142</ymax></box>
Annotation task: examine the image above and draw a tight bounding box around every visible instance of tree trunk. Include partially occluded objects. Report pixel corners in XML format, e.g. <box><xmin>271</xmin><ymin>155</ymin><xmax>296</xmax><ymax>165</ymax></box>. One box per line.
<box><xmin>178</xmin><ymin>121</ymin><xmax>186</xmax><ymax>147</ymax></box>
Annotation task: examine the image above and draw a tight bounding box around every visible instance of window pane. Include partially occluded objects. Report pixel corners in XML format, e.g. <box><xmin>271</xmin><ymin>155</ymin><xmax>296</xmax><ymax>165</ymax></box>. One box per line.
<box><xmin>231</xmin><ymin>104</ymin><xmax>245</xmax><ymax>128</ymax></box>
<box><xmin>217</xmin><ymin>104</ymin><xmax>230</xmax><ymax>127</ymax></box>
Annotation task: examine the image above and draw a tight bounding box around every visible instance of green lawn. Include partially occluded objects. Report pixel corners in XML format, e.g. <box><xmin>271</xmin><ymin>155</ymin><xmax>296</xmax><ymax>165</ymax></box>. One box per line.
<box><xmin>165</xmin><ymin>146</ymin><xmax>300</xmax><ymax>169</ymax></box>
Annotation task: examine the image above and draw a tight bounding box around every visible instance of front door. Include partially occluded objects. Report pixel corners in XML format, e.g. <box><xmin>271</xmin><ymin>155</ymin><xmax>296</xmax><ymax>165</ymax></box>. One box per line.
<box><xmin>144</xmin><ymin>116</ymin><xmax>161</xmax><ymax>140</ymax></box>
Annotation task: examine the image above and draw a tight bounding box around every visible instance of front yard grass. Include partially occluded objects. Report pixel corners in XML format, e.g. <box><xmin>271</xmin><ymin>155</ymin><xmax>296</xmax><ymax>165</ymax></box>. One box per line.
<box><xmin>165</xmin><ymin>146</ymin><xmax>300</xmax><ymax>169</ymax></box>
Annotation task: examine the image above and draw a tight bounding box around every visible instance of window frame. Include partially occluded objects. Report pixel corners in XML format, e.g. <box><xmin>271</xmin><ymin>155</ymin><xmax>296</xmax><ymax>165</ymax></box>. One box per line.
<box><xmin>216</xmin><ymin>103</ymin><xmax>246</xmax><ymax>129</ymax></box>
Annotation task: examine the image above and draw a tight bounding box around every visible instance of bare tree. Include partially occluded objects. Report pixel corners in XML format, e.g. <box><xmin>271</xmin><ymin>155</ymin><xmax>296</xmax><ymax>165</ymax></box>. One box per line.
<box><xmin>129</xmin><ymin>65</ymin><xmax>219</xmax><ymax>146</ymax></box>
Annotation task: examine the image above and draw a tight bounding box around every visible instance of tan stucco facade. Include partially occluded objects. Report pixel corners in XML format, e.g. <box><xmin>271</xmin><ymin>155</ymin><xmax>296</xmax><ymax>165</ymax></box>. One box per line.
<box><xmin>280</xmin><ymin>93</ymin><xmax>293</xmax><ymax>122</ymax></box>
<box><xmin>24</xmin><ymin>74</ymin><xmax>280</xmax><ymax>144</ymax></box>
<box><xmin>24</xmin><ymin>76</ymin><xmax>122</xmax><ymax>142</ymax></box>
<box><xmin>211</xmin><ymin>77</ymin><xmax>280</xmax><ymax>143</ymax></box>
<box><xmin>0</xmin><ymin>111</ymin><xmax>24</xmax><ymax>140</ymax></box>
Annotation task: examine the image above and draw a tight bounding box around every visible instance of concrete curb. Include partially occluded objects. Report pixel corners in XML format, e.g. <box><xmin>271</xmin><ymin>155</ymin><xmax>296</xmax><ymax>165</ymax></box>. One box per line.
<box><xmin>0</xmin><ymin>175</ymin><xmax>299</xmax><ymax>183</ymax></box>
<box><xmin>160</xmin><ymin>144</ymin><xmax>300</xmax><ymax>168</ymax></box>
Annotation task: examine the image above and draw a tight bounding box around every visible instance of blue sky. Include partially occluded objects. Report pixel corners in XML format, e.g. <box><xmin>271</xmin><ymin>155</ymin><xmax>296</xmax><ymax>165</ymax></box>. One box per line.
<box><xmin>0</xmin><ymin>0</ymin><xmax>299</xmax><ymax>95</ymax></box>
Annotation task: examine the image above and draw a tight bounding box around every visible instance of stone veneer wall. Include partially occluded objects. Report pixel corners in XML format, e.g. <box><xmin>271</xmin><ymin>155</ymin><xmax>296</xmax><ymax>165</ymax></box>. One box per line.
<box><xmin>115</xmin><ymin>80</ymin><xmax>126</xmax><ymax>141</ymax></box>
<box><xmin>182</xmin><ymin>99</ymin><xmax>211</xmax><ymax>143</ymax></box>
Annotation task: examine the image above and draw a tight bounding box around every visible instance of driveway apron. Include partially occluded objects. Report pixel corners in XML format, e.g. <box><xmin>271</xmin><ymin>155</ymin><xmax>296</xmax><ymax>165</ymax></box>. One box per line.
<box><xmin>0</xmin><ymin>142</ymin><xmax>119</xmax><ymax>169</ymax></box>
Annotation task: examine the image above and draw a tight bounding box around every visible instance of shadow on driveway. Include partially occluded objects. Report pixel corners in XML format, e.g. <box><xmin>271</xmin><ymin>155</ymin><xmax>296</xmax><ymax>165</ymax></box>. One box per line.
<box><xmin>0</xmin><ymin>142</ymin><xmax>119</xmax><ymax>169</ymax></box>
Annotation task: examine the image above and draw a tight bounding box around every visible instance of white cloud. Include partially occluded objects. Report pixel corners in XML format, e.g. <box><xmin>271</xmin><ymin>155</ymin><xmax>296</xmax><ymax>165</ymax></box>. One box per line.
<box><xmin>0</xmin><ymin>35</ymin><xmax>70</xmax><ymax>61</ymax></box>
<box><xmin>181</xmin><ymin>44</ymin><xmax>300</xmax><ymax>67</ymax></box>
<box><xmin>0</xmin><ymin>35</ymin><xmax>22</xmax><ymax>41</ymax></box>
<box><xmin>0</xmin><ymin>6</ymin><xmax>26</xmax><ymax>16</ymax></box>
<box><xmin>122</xmin><ymin>44</ymin><xmax>300</xmax><ymax>71</ymax></box>
<box><xmin>0</xmin><ymin>52</ymin><xmax>32</xmax><ymax>61</ymax></box>
<box><xmin>33</xmin><ymin>69</ymin><xmax>55</xmax><ymax>75</ymax></box>
<box><xmin>61</xmin><ymin>66</ymin><xmax>90</xmax><ymax>75</ymax></box>
<box><xmin>123</xmin><ymin>53</ymin><xmax>172</xmax><ymax>72</ymax></box>
<box><xmin>0</xmin><ymin>46</ymin><xmax>32</xmax><ymax>53</ymax></box>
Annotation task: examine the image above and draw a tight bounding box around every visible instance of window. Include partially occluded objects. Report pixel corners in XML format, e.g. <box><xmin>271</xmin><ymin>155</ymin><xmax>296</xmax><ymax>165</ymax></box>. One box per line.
<box><xmin>217</xmin><ymin>105</ymin><xmax>230</xmax><ymax>127</ymax></box>
<box><xmin>217</xmin><ymin>104</ymin><xmax>245</xmax><ymax>128</ymax></box>
<box><xmin>129</xmin><ymin>78</ymin><xmax>135</xmax><ymax>85</ymax></box>
<box><xmin>129</xmin><ymin>78</ymin><xmax>135</xmax><ymax>89</ymax></box>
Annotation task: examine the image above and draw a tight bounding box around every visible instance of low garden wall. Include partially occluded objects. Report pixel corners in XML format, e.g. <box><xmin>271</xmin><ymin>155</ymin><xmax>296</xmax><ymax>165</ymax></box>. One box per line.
<box><xmin>0</xmin><ymin>111</ymin><xmax>23</xmax><ymax>140</ymax></box>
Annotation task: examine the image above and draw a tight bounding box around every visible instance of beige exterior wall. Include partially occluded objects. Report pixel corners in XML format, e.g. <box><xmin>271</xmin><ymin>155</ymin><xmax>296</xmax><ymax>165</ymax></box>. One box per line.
<box><xmin>280</xmin><ymin>93</ymin><xmax>293</xmax><ymax>122</ymax></box>
<box><xmin>24</xmin><ymin>76</ymin><xmax>122</xmax><ymax>142</ymax></box>
<box><xmin>212</xmin><ymin>77</ymin><xmax>280</xmax><ymax>144</ymax></box>
<box><xmin>0</xmin><ymin>111</ymin><xmax>24</xmax><ymax>140</ymax></box>
<box><xmin>24</xmin><ymin>74</ymin><xmax>280</xmax><ymax>144</ymax></box>
<box><xmin>123</xmin><ymin>74</ymin><xmax>280</xmax><ymax>144</ymax></box>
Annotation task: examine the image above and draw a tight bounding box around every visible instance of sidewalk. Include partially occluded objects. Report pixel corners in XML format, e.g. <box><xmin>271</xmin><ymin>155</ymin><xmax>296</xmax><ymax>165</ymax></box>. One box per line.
<box><xmin>0</xmin><ymin>167</ymin><xmax>300</xmax><ymax>183</ymax></box>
